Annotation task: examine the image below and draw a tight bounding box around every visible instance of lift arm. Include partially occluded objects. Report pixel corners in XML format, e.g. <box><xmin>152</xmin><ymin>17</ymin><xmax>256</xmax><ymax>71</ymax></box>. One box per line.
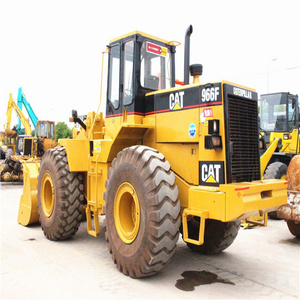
<box><xmin>4</xmin><ymin>93</ymin><xmax>32</xmax><ymax>136</ymax></box>
<box><xmin>17</xmin><ymin>87</ymin><xmax>38</xmax><ymax>130</ymax></box>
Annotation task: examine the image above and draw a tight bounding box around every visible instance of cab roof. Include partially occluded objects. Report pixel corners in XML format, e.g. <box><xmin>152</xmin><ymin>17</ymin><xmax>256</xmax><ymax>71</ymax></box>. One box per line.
<box><xmin>109</xmin><ymin>30</ymin><xmax>177</xmax><ymax>45</ymax></box>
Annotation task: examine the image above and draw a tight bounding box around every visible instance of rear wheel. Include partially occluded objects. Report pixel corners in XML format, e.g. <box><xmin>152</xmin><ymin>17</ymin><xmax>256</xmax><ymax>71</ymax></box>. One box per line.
<box><xmin>37</xmin><ymin>147</ymin><xmax>84</xmax><ymax>240</ymax></box>
<box><xmin>264</xmin><ymin>162</ymin><xmax>287</xmax><ymax>220</ymax></box>
<box><xmin>287</xmin><ymin>221</ymin><xmax>300</xmax><ymax>238</ymax></box>
<box><xmin>104</xmin><ymin>146</ymin><xmax>181</xmax><ymax>278</ymax></box>
<box><xmin>183</xmin><ymin>217</ymin><xmax>240</xmax><ymax>254</ymax></box>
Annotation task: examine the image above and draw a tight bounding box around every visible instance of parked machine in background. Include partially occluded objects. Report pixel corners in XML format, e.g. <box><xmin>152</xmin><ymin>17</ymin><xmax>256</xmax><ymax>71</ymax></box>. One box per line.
<box><xmin>260</xmin><ymin>92</ymin><xmax>299</xmax><ymax>179</ymax></box>
<box><xmin>18</xmin><ymin>26</ymin><xmax>288</xmax><ymax>278</ymax></box>
<box><xmin>260</xmin><ymin>92</ymin><xmax>299</xmax><ymax>219</ymax></box>
<box><xmin>1</xmin><ymin>89</ymin><xmax>56</xmax><ymax>182</ymax></box>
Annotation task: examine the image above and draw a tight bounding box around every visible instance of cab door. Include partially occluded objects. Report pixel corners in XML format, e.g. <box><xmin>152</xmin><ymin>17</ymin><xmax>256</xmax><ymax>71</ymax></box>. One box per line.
<box><xmin>105</xmin><ymin>40</ymin><xmax>134</xmax><ymax>138</ymax></box>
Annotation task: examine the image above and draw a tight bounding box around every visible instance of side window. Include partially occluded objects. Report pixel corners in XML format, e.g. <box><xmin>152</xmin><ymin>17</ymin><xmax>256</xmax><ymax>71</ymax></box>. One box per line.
<box><xmin>123</xmin><ymin>40</ymin><xmax>134</xmax><ymax>106</ymax></box>
<box><xmin>48</xmin><ymin>123</ymin><xmax>54</xmax><ymax>139</ymax></box>
<box><xmin>140</xmin><ymin>41</ymin><xmax>171</xmax><ymax>91</ymax></box>
<box><xmin>288</xmin><ymin>97</ymin><xmax>296</xmax><ymax>131</ymax></box>
<box><xmin>108</xmin><ymin>45</ymin><xmax>120</xmax><ymax>109</ymax></box>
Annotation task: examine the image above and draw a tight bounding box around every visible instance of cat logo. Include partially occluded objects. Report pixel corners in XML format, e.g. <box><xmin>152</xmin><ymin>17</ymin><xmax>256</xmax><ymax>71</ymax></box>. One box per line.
<box><xmin>169</xmin><ymin>91</ymin><xmax>184</xmax><ymax>110</ymax></box>
<box><xmin>199</xmin><ymin>161</ymin><xmax>224</xmax><ymax>186</ymax></box>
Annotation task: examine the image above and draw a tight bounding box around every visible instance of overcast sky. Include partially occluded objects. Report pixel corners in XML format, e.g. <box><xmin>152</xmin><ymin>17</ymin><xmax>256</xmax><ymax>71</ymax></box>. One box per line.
<box><xmin>1</xmin><ymin>0</ymin><xmax>299</xmax><ymax>129</ymax></box>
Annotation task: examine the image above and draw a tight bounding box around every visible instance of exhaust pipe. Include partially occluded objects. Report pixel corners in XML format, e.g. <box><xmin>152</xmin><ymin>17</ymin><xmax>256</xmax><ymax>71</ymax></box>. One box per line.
<box><xmin>184</xmin><ymin>25</ymin><xmax>193</xmax><ymax>85</ymax></box>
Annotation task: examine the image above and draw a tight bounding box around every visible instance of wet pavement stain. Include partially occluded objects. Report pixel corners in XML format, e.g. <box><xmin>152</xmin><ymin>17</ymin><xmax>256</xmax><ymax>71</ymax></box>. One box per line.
<box><xmin>175</xmin><ymin>270</ymin><xmax>235</xmax><ymax>291</ymax></box>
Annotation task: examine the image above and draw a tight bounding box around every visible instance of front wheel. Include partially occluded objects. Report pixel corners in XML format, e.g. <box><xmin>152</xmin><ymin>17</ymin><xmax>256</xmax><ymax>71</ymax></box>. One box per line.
<box><xmin>104</xmin><ymin>146</ymin><xmax>181</xmax><ymax>278</ymax></box>
<box><xmin>37</xmin><ymin>147</ymin><xmax>84</xmax><ymax>240</ymax></box>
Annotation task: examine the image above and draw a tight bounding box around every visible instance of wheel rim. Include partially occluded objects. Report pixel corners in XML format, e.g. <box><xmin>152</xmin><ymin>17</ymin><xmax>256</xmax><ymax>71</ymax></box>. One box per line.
<box><xmin>114</xmin><ymin>182</ymin><xmax>140</xmax><ymax>244</ymax></box>
<box><xmin>41</xmin><ymin>173</ymin><xmax>55</xmax><ymax>218</ymax></box>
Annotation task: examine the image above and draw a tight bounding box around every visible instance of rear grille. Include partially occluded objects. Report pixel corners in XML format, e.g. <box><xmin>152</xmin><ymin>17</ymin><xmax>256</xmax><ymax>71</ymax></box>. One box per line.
<box><xmin>226</xmin><ymin>96</ymin><xmax>260</xmax><ymax>182</ymax></box>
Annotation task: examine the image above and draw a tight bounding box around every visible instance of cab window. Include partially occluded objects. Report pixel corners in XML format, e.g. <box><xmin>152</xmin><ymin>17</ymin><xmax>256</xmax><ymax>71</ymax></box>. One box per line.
<box><xmin>48</xmin><ymin>123</ymin><xmax>55</xmax><ymax>139</ymax></box>
<box><xmin>140</xmin><ymin>41</ymin><xmax>171</xmax><ymax>91</ymax></box>
<box><xmin>108</xmin><ymin>45</ymin><xmax>120</xmax><ymax>109</ymax></box>
<box><xmin>38</xmin><ymin>123</ymin><xmax>47</xmax><ymax>136</ymax></box>
<box><xmin>123</xmin><ymin>40</ymin><xmax>134</xmax><ymax>106</ymax></box>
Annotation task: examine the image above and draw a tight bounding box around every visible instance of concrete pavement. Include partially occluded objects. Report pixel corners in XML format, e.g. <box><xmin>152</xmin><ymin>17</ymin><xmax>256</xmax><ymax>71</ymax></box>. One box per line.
<box><xmin>1</xmin><ymin>183</ymin><xmax>299</xmax><ymax>299</ymax></box>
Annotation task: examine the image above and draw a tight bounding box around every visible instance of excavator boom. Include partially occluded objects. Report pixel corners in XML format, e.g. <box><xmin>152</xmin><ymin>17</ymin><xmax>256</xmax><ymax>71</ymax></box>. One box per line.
<box><xmin>4</xmin><ymin>93</ymin><xmax>32</xmax><ymax>137</ymax></box>
<box><xmin>17</xmin><ymin>87</ymin><xmax>38</xmax><ymax>130</ymax></box>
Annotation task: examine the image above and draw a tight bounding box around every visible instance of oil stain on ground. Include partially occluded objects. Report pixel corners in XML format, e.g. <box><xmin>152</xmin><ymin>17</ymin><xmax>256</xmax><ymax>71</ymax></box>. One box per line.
<box><xmin>176</xmin><ymin>270</ymin><xmax>235</xmax><ymax>292</ymax></box>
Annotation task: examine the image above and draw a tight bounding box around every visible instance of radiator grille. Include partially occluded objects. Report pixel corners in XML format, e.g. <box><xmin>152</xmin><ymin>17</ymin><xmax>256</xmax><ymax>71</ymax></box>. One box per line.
<box><xmin>227</xmin><ymin>96</ymin><xmax>260</xmax><ymax>182</ymax></box>
<box><xmin>24</xmin><ymin>139</ymin><xmax>32</xmax><ymax>156</ymax></box>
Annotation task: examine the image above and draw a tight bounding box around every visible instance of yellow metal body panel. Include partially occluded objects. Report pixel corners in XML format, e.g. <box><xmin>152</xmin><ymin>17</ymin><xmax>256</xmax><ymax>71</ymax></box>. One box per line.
<box><xmin>18</xmin><ymin>160</ymin><xmax>40</xmax><ymax>226</ymax></box>
<box><xmin>156</xmin><ymin>108</ymin><xmax>199</xmax><ymax>143</ymax></box>
<box><xmin>268</xmin><ymin>130</ymin><xmax>299</xmax><ymax>154</ymax></box>
<box><xmin>157</xmin><ymin>143</ymin><xmax>199</xmax><ymax>185</ymax></box>
<box><xmin>59</xmin><ymin>139</ymin><xmax>89</xmax><ymax>172</ymax></box>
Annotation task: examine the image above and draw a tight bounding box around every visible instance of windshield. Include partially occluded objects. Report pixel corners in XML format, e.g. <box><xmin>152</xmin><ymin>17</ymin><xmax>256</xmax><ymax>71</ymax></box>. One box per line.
<box><xmin>37</xmin><ymin>123</ymin><xmax>47</xmax><ymax>137</ymax></box>
<box><xmin>260</xmin><ymin>93</ymin><xmax>289</xmax><ymax>132</ymax></box>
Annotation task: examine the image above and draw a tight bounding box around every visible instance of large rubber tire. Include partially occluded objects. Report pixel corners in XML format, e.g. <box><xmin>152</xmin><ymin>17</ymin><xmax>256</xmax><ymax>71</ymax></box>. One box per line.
<box><xmin>183</xmin><ymin>218</ymin><xmax>240</xmax><ymax>254</ymax></box>
<box><xmin>104</xmin><ymin>146</ymin><xmax>181</xmax><ymax>278</ymax></box>
<box><xmin>37</xmin><ymin>147</ymin><xmax>84</xmax><ymax>241</ymax></box>
<box><xmin>287</xmin><ymin>221</ymin><xmax>300</xmax><ymax>238</ymax></box>
<box><xmin>264</xmin><ymin>162</ymin><xmax>288</xmax><ymax>220</ymax></box>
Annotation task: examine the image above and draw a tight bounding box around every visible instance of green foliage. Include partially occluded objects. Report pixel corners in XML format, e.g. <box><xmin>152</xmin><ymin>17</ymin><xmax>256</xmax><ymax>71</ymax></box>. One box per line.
<box><xmin>55</xmin><ymin>122</ymin><xmax>72</xmax><ymax>142</ymax></box>
<box><xmin>31</xmin><ymin>129</ymin><xmax>36</xmax><ymax>137</ymax></box>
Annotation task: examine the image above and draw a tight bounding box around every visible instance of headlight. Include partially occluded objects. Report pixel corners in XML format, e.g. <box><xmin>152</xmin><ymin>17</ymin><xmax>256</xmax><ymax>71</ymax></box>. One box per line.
<box><xmin>205</xmin><ymin>119</ymin><xmax>222</xmax><ymax>150</ymax></box>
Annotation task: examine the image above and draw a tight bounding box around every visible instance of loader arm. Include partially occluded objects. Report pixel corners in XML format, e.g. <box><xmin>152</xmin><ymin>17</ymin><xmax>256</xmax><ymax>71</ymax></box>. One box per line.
<box><xmin>260</xmin><ymin>138</ymin><xmax>280</xmax><ymax>178</ymax></box>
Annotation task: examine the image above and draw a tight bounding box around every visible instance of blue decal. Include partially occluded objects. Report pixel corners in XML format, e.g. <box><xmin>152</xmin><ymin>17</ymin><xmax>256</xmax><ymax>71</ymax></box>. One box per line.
<box><xmin>189</xmin><ymin>123</ymin><xmax>196</xmax><ymax>138</ymax></box>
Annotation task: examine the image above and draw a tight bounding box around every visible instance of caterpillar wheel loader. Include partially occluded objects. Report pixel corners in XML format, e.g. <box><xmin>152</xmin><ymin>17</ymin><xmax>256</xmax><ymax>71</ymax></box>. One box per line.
<box><xmin>18</xmin><ymin>26</ymin><xmax>288</xmax><ymax>278</ymax></box>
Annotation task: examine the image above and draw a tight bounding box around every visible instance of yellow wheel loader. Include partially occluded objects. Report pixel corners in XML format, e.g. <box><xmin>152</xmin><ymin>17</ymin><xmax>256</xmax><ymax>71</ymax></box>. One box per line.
<box><xmin>18</xmin><ymin>26</ymin><xmax>288</xmax><ymax>278</ymax></box>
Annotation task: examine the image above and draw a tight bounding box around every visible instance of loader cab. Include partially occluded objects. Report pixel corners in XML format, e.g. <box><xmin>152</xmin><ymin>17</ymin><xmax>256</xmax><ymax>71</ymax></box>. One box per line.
<box><xmin>36</xmin><ymin>121</ymin><xmax>55</xmax><ymax>140</ymax></box>
<box><xmin>260</xmin><ymin>92</ymin><xmax>299</xmax><ymax>154</ymax></box>
<box><xmin>260</xmin><ymin>93</ymin><xmax>299</xmax><ymax>133</ymax></box>
<box><xmin>106</xmin><ymin>31</ymin><xmax>176</xmax><ymax>126</ymax></box>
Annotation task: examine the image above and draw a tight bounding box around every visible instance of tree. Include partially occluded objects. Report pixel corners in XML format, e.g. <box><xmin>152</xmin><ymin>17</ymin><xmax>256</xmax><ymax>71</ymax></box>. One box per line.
<box><xmin>55</xmin><ymin>122</ymin><xmax>72</xmax><ymax>142</ymax></box>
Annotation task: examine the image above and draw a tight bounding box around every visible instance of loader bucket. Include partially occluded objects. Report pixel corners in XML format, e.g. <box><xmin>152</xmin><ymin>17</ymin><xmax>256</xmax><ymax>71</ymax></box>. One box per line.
<box><xmin>17</xmin><ymin>160</ymin><xmax>40</xmax><ymax>226</ymax></box>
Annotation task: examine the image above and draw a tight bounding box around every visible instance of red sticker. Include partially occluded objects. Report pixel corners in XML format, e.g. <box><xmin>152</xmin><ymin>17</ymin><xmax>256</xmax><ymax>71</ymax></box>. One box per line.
<box><xmin>203</xmin><ymin>108</ymin><xmax>213</xmax><ymax>117</ymax></box>
<box><xmin>147</xmin><ymin>42</ymin><xmax>167</xmax><ymax>57</ymax></box>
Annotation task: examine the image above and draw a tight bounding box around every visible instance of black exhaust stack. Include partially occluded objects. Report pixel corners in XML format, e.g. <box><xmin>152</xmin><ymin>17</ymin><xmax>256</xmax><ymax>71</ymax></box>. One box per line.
<box><xmin>184</xmin><ymin>25</ymin><xmax>193</xmax><ymax>85</ymax></box>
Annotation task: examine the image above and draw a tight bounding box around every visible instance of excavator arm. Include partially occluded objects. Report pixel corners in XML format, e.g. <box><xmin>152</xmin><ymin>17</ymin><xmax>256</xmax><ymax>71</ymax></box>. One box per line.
<box><xmin>4</xmin><ymin>93</ymin><xmax>32</xmax><ymax>137</ymax></box>
<box><xmin>17</xmin><ymin>87</ymin><xmax>38</xmax><ymax>130</ymax></box>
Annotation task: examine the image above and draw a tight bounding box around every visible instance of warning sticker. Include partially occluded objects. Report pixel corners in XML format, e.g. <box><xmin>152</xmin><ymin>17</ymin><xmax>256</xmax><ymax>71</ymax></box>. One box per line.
<box><xmin>200</xmin><ymin>108</ymin><xmax>213</xmax><ymax>126</ymax></box>
<box><xmin>147</xmin><ymin>42</ymin><xmax>167</xmax><ymax>57</ymax></box>
<box><xmin>94</xmin><ymin>141</ymin><xmax>101</xmax><ymax>153</ymax></box>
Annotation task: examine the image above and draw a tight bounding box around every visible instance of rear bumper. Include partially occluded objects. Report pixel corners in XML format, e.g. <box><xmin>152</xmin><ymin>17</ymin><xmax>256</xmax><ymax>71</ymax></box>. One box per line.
<box><xmin>187</xmin><ymin>179</ymin><xmax>288</xmax><ymax>222</ymax></box>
